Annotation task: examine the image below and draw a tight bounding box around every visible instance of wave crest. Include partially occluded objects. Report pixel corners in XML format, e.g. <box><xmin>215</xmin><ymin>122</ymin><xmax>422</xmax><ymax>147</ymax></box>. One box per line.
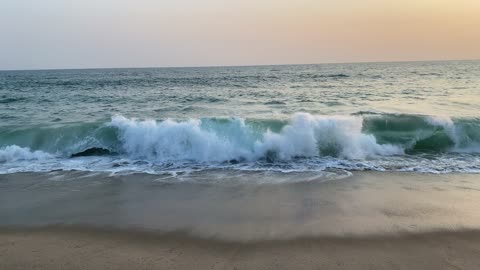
<box><xmin>110</xmin><ymin>116</ymin><xmax>249</xmax><ymax>162</ymax></box>
<box><xmin>0</xmin><ymin>145</ymin><xmax>52</xmax><ymax>163</ymax></box>
<box><xmin>110</xmin><ymin>113</ymin><xmax>402</xmax><ymax>162</ymax></box>
<box><xmin>2</xmin><ymin>113</ymin><xmax>480</xmax><ymax>174</ymax></box>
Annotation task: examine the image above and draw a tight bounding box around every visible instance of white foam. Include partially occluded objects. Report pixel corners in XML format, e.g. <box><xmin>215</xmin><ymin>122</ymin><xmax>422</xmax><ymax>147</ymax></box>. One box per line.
<box><xmin>255</xmin><ymin>113</ymin><xmax>403</xmax><ymax>159</ymax></box>
<box><xmin>425</xmin><ymin>115</ymin><xmax>460</xmax><ymax>145</ymax></box>
<box><xmin>110</xmin><ymin>115</ymin><xmax>250</xmax><ymax>162</ymax></box>
<box><xmin>110</xmin><ymin>113</ymin><xmax>403</xmax><ymax>162</ymax></box>
<box><xmin>424</xmin><ymin>115</ymin><xmax>480</xmax><ymax>153</ymax></box>
<box><xmin>0</xmin><ymin>145</ymin><xmax>53</xmax><ymax>163</ymax></box>
<box><xmin>4</xmin><ymin>114</ymin><xmax>479</xmax><ymax>175</ymax></box>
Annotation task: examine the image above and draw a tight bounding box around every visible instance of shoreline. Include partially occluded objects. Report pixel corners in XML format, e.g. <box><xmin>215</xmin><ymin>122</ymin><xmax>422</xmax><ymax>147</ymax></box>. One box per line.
<box><xmin>2</xmin><ymin>171</ymin><xmax>480</xmax><ymax>240</ymax></box>
<box><xmin>2</xmin><ymin>171</ymin><xmax>480</xmax><ymax>268</ymax></box>
<box><xmin>2</xmin><ymin>226</ymin><xmax>480</xmax><ymax>269</ymax></box>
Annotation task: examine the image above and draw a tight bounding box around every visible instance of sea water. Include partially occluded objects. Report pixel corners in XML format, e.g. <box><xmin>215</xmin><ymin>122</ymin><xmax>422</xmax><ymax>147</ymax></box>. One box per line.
<box><xmin>1</xmin><ymin>61</ymin><xmax>480</xmax><ymax>177</ymax></box>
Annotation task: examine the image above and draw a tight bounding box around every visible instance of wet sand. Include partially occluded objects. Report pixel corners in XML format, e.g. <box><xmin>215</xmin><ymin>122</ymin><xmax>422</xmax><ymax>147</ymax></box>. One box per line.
<box><xmin>2</xmin><ymin>171</ymin><xmax>480</xmax><ymax>269</ymax></box>
<box><xmin>2</xmin><ymin>227</ymin><xmax>480</xmax><ymax>270</ymax></box>
<box><xmin>2</xmin><ymin>171</ymin><xmax>480</xmax><ymax>240</ymax></box>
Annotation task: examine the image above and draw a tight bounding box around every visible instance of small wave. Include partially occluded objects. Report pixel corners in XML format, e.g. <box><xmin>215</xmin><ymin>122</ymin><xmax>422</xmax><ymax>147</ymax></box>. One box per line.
<box><xmin>264</xmin><ymin>100</ymin><xmax>287</xmax><ymax>105</ymax></box>
<box><xmin>411</xmin><ymin>72</ymin><xmax>442</xmax><ymax>76</ymax></box>
<box><xmin>0</xmin><ymin>97</ymin><xmax>27</xmax><ymax>104</ymax></box>
<box><xmin>299</xmin><ymin>73</ymin><xmax>349</xmax><ymax>79</ymax></box>
<box><xmin>323</xmin><ymin>101</ymin><xmax>344</xmax><ymax>106</ymax></box>
<box><xmin>351</xmin><ymin>110</ymin><xmax>385</xmax><ymax>116</ymax></box>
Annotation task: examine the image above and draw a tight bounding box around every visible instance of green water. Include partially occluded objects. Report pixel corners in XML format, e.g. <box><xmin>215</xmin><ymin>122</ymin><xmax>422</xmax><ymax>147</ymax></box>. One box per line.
<box><xmin>1</xmin><ymin>61</ymin><xmax>480</xmax><ymax>174</ymax></box>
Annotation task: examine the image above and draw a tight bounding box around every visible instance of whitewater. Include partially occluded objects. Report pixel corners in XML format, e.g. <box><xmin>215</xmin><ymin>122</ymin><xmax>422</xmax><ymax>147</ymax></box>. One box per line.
<box><xmin>1</xmin><ymin>112</ymin><xmax>480</xmax><ymax>174</ymax></box>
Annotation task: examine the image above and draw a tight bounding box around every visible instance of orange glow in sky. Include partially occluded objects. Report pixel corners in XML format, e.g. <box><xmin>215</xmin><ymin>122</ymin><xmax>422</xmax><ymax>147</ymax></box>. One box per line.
<box><xmin>1</xmin><ymin>0</ymin><xmax>479</xmax><ymax>69</ymax></box>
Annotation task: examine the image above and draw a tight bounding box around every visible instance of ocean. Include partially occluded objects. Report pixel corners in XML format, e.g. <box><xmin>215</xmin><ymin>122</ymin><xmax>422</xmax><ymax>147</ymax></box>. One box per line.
<box><xmin>1</xmin><ymin>60</ymin><xmax>480</xmax><ymax>176</ymax></box>
<box><xmin>2</xmin><ymin>61</ymin><xmax>480</xmax><ymax>240</ymax></box>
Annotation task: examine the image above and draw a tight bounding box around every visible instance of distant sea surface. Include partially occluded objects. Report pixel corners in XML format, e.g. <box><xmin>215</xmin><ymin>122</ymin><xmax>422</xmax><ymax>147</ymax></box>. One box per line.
<box><xmin>1</xmin><ymin>61</ymin><xmax>480</xmax><ymax>177</ymax></box>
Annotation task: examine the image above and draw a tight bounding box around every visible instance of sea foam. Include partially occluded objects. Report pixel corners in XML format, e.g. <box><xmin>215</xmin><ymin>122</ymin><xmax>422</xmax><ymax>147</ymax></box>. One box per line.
<box><xmin>0</xmin><ymin>145</ymin><xmax>53</xmax><ymax>163</ymax></box>
<box><xmin>110</xmin><ymin>113</ymin><xmax>403</xmax><ymax>162</ymax></box>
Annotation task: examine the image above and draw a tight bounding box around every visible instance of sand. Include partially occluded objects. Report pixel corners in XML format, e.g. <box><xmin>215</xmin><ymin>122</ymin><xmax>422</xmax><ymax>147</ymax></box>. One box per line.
<box><xmin>2</xmin><ymin>171</ymin><xmax>480</xmax><ymax>269</ymax></box>
<box><xmin>3</xmin><ymin>171</ymin><xmax>480</xmax><ymax>240</ymax></box>
<box><xmin>1</xmin><ymin>227</ymin><xmax>480</xmax><ymax>270</ymax></box>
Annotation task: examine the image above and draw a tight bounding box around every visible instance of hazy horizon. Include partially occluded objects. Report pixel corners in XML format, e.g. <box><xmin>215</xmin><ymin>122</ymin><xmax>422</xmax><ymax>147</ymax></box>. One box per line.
<box><xmin>2</xmin><ymin>0</ymin><xmax>480</xmax><ymax>70</ymax></box>
<box><xmin>2</xmin><ymin>58</ymin><xmax>480</xmax><ymax>72</ymax></box>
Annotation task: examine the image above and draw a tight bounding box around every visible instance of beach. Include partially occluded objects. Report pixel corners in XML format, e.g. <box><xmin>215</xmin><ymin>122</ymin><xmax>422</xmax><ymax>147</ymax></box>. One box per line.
<box><xmin>2</xmin><ymin>171</ymin><xmax>480</xmax><ymax>238</ymax></box>
<box><xmin>2</xmin><ymin>227</ymin><xmax>480</xmax><ymax>270</ymax></box>
<box><xmin>2</xmin><ymin>171</ymin><xmax>480</xmax><ymax>269</ymax></box>
<box><xmin>2</xmin><ymin>62</ymin><xmax>480</xmax><ymax>269</ymax></box>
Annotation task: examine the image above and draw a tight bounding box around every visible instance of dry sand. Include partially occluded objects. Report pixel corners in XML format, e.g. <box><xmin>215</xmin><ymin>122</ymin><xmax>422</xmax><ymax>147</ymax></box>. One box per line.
<box><xmin>1</xmin><ymin>227</ymin><xmax>480</xmax><ymax>270</ymax></box>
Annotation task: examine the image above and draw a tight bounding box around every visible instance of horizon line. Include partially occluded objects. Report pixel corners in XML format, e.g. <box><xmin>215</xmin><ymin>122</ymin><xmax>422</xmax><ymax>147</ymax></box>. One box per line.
<box><xmin>1</xmin><ymin>58</ymin><xmax>479</xmax><ymax>72</ymax></box>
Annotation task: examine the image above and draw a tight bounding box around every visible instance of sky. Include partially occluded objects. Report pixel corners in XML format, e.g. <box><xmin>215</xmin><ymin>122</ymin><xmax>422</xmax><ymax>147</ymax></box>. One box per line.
<box><xmin>1</xmin><ymin>0</ymin><xmax>479</xmax><ymax>70</ymax></box>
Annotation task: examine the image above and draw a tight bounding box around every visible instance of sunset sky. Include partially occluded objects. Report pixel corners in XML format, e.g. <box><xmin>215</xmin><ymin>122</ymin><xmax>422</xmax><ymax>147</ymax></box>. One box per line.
<box><xmin>1</xmin><ymin>0</ymin><xmax>479</xmax><ymax>70</ymax></box>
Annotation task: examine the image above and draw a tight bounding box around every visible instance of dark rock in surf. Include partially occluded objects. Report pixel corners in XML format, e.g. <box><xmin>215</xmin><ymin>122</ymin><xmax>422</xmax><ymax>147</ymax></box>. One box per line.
<box><xmin>228</xmin><ymin>159</ymin><xmax>240</xmax><ymax>164</ymax></box>
<box><xmin>71</xmin><ymin>147</ymin><xmax>112</xmax><ymax>158</ymax></box>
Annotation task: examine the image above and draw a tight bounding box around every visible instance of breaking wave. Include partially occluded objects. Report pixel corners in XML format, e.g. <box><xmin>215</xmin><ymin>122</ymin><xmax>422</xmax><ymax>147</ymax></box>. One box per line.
<box><xmin>110</xmin><ymin>113</ymin><xmax>402</xmax><ymax>162</ymax></box>
<box><xmin>0</xmin><ymin>145</ymin><xmax>52</xmax><ymax>163</ymax></box>
<box><xmin>1</xmin><ymin>112</ymin><xmax>480</xmax><ymax>174</ymax></box>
